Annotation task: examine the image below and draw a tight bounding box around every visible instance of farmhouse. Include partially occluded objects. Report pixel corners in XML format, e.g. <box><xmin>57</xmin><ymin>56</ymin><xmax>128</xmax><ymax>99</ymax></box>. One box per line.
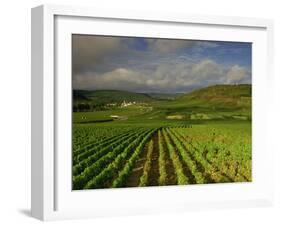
<box><xmin>121</xmin><ymin>100</ymin><xmax>133</xmax><ymax>107</ymax></box>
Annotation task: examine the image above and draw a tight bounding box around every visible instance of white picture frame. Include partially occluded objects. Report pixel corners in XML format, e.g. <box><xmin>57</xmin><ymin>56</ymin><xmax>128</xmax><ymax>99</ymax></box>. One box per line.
<box><xmin>31</xmin><ymin>4</ymin><xmax>274</xmax><ymax>221</ymax></box>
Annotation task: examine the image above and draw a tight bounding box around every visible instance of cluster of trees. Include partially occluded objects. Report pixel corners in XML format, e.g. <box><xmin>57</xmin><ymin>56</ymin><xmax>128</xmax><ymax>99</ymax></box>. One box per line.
<box><xmin>73</xmin><ymin>100</ymin><xmax>139</xmax><ymax>112</ymax></box>
<box><xmin>73</xmin><ymin>103</ymin><xmax>107</xmax><ymax>112</ymax></box>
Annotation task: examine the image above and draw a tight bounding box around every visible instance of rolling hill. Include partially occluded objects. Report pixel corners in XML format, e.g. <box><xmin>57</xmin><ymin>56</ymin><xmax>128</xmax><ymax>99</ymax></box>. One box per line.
<box><xmin>73</xmin><ymin>90</ymin><xmax>155</xmax><ymax>105</ymax></box>
<box><xmin>169</xmin><ymin>84</ymin><xmax>251</xmax><ymax>109</ymax></box>
<box><xmin>73</xmin><ymin>84</ymin><xmax>252</xmax><ymax>122</ymax></box>
<box><xmin>178</xmin><ymin>84</ymin><xmax>251</xmax><ymax>100</ymax></box>
<box><xmin>148</xmin><ymin>84</ymin><xmax>252</xmax><ymax>121</ymax></box>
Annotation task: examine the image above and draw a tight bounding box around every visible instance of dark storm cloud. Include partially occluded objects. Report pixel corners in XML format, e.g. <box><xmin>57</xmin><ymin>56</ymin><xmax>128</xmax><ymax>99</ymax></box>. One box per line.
<box><xmin>72</xmin><ymin>35</ymin><xmax>124</xmax><ymax>74</ymax></box>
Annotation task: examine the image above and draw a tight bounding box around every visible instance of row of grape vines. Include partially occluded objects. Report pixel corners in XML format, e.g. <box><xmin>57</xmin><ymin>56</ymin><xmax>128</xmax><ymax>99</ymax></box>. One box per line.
<box><xmin>73</xmin><ymin>124</ymin><xmax>251</xmax><ymax>189</ymax></box>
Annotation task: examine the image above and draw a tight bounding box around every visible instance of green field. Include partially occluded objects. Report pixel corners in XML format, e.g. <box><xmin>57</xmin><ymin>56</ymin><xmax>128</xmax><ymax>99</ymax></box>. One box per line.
<box><xmin>72</xmin><ymin>84</ymin><xmax>252</xmax><ymax>189</ymax></box>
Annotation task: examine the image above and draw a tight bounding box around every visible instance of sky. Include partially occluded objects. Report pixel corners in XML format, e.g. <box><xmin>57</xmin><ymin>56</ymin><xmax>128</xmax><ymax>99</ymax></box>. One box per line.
<box><xmin>72</xmin><ymin>35</ymin><xmax>251</xmax><ymax>93</ymax></box>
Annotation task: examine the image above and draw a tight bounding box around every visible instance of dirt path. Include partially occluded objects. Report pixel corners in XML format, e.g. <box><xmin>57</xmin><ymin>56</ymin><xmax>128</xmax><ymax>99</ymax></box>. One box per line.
<box><xmin>117</xmin><ymin>129</ymin><xmax>188</xmax><ymax>187</ymax></box>
<box><xmin>124</xmin><ymin>141</ymin><xmax>149</xmax><ymax>187</ymax></box>
<box><xmin>147</xmin><ymin>132</ymin><xmax>160</xmax><ymax>186</ymax></box>
<box><xmin>161</xmin><ymin>130</ymin><xmax>177</xmax><ymax>185</ymax></box>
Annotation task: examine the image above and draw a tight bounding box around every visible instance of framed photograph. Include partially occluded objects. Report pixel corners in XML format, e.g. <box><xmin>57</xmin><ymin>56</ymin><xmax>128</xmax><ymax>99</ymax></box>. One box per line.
<box><xmin>31</xmin><ymin>4</ymin><xmax>274</xmax><ymax>221</ymax></box>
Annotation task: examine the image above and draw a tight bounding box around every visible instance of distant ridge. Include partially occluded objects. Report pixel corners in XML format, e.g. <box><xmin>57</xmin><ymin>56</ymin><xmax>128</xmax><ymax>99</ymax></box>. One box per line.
<box><xmin>73</xmin><ymin>84</ymin><xmax>252</xmax><ymax>110</ymax></box>
<box><xmin>178</xmin><ymin>84</ymin><xmax>251</xmax><ymax>99</ymax></box>
<box><xmin>174</xmin><ymin>84</ymin><xmax>251</xmax><ymax>109</ymax></box>
<box><xmin>146</xmin><ymin>93</ymin><xmax>182</xmax><ymax>100</ymax></box>
<box><xmin>73</xmin><ymin>90</ymin><xmax>155</xmax><ymax>104</ymax></box>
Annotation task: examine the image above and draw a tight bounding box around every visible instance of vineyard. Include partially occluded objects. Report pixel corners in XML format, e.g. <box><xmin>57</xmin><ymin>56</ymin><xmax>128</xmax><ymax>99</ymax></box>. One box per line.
<box><xmin>71</xmin><ymin>35</ymin><xmax>253</xmax><ymax>190</ymax></box>
<box><xmin>72</xmin><ymin>123</ymin><xmax>251</xmax><ymax>190</ymax></box>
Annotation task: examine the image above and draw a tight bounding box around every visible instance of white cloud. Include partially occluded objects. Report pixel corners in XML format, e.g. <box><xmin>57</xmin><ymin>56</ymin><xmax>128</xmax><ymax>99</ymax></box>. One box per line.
<box><xmin>73</xmin><ymin>59</ymin><xmax>250</xmax><ymax>93</ymax></box>
<box><xmin>226</xmin><ymin>65</ymin><xmax>249</xmax><ymax>84</ymax></box>
<box><xmin>73</xmin><ymin>68</ymin><xmax>144</xmax><ymax>91</ymax></box>
<box><xmin>191</xmin><ymin>60</ymin><xmax>223</xmax><ymax>81</ymax></box>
